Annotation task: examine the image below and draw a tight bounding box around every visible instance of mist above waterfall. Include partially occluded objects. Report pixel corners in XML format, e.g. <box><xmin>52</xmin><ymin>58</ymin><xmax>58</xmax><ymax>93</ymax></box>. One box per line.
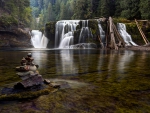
<box><xmin>31</xmin><ymin>30</ymin><xmax>49</xmax><ymax>48</ymax></box>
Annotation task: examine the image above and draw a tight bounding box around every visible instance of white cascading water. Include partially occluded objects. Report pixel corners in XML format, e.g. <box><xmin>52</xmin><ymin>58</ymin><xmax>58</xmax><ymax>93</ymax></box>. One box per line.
<box><xmin>31</xmin><ymin>30</ymin><xmax>49</xmax><ymax>48</ymax></box>
<box><xmin>117</xmin><ymin>23</ymin><xmax>138</xmax><ymax>46</ymax></box>
<box><xmin>97</xmin><ymin>20</ymin><xmax>105</xmax><ymax>44</ymax></box>
<box><xmin>78</xmin><ymin>20</ymin><xmax>93</xmax><ymax>43</ymax></box>
<box><xmin>59</xmin><ymin>32</ymin><xmax>74</xmax><ymax>48</ymax></box>
<box><xmin>55</xmin><ymin>20</ymin><xmax>80</xmax><ymax>48</ymax></box>
<box><xmin>55</xmin><ymin>20</ymin><xmax>105</xmax><ymax>49</ymax></box>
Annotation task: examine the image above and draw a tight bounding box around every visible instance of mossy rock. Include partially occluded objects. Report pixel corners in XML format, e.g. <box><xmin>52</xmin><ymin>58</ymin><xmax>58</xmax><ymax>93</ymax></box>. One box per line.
<box><xmin>39</xmin><ymin>27</ymin><xmax>45</xmax><ymax>34</ymax></box>
<box><xmin>45</xmin><ymin>21</ymin><xmax>56</xmax><ymax>48</ymax></box>
<box><xmin>0</xmin><ymin>86</ymin><xmax>56</xmax><ymax>101</ymax></box>
<box><xmin>45</xmin><ymin>21</ymin><xmax>56</xmax><ymax>35</ymax></box>
<box><xmin>88</xmin><ymin>19</ymin><xmax>99</xmax><ymax>35</ymax></box>
<box><xmin>74</xmin><ymin>30</ymin><xmax>81</xmax><ymax>45</ymax></box>
<box><xmin>76</xmin><ymin>25</ymin><xmax>80</xmax><ymax>30</ymax></box>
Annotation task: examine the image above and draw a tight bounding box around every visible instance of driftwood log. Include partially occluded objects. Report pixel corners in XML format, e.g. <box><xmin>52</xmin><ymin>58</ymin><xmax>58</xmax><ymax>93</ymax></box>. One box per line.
<box><xmin>108</xmin><ymin>17</ymin><xmax>118</xmax><ymax>50</ymax></box>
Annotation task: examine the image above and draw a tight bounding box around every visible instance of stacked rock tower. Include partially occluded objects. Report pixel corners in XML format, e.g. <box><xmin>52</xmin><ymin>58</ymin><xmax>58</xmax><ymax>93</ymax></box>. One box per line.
<box><xmin>15</xmin><ymin>53</ymin><xmax>43</xmax><ymax>89</ymax></box>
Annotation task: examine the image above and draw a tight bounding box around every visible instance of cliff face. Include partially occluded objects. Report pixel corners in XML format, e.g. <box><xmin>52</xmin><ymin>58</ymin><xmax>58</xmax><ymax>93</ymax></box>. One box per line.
<box><xmin>0</xmin><ymin>22</ymin><xmax>33</xmax><ymax>48</ymax></box>
<box><xmin>0</xmin><ymin>28</ymin><xmax>33</xmax><ymax>48</ymax></box>
<box><xmin>0</xmin><ymin>11</ymin><xmax>33</xmax><ymax>48</ymax></box>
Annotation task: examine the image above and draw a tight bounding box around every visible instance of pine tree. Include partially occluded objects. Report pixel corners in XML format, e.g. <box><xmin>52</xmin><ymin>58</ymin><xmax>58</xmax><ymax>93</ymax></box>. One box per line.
<box><xmin>72</xmin><ymin>0</ymin><xmax>92</xmax><ymax>19</ymax></box>
<box><xmin>47</xmin><ymin>2</ymin><xmax>53</xmax><ymax>21</ymax></box>
<box><xmin>120</xmin><ymin>0</ymin><xmax>140</xmax><ymax>19</ymax></box>
<box><xmin>99</xmin><ymin>0</ymin><xmax>110</xmax><ymax>18</ymax></box>
<box><xmin>140</xmin><ymin>0</ymin><xmax>150</xmax><ymax>19</ymax></box>
<box><xmin>114</xmin><ymin>0</ymin><xmax>122</xmax><ymax>17</ymax></box>
<box><xmin>92</xmin><ymin>0</ymin><xmax>100</xmax><ymax>18</ymax></box>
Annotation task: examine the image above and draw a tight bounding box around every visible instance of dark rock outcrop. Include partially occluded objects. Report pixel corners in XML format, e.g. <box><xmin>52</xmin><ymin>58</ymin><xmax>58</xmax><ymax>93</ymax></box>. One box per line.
<box><xmin>0</xmin><ymin>28</ymin><xmax>33</xmax><ymax>48</ymax></box>
<box><xmin>45</xmin><ymin>21</ymin><xmax>56</xmax><ymax>48</ymax></box>
<box><xmin>0</xmin><ymin>13</ymin><xmax>33</xmax><ymax>48</ymax></box>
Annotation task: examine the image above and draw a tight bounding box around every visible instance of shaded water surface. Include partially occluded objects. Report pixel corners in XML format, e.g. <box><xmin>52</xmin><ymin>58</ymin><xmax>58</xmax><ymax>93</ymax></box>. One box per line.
<box><xmin>0</xmin><ymin>49</ymin><xmax>150</xmax><ymax>112</ymax></box>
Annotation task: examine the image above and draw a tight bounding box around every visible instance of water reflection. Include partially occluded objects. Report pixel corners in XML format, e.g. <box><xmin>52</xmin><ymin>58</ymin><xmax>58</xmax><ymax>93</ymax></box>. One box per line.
<box><xmin>31</xmin><ymin>52</ymin><xmax>48</xmax><ymax>69</ymax></box>
<box><xmin>59</xmin><ymin>50</ymin><xmax>77</xmax><ymax>75</ymax></box>
<box><xmin>1</xmin><ymin>49</ymin><xmax>150</xmax><ymax>85</ymax></box>
<box><xmin>118</xmin><ymin>50</ymin><xmax>134</xmax><ymax>73</ymax></box>
<box><xmin>1</xmin><ymin>49</ymin><xmax>150</xmax><ymax>112</ymax></box>
<box><xmin>55</xmin><ymin>49</ymin><xmax>95</xmax><ymax>76</ymax></box>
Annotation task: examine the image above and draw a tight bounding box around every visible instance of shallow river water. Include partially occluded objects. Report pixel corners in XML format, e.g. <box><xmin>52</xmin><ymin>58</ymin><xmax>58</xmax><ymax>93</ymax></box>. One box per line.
<box><xmin>0</xmin><ymin>49</ymin><xmax>150</xmax><ymax>113</ymax></box>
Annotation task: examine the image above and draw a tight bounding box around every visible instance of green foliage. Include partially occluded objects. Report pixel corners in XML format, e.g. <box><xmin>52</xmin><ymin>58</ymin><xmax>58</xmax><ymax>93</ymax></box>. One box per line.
<box><xmin>30</xmin><ymin>0</ymin><xmax>39</xmax><ymax>7</ymax></box>
<box><xmin>140</xmin><ymin>0</ymin><xmax>150</xmax><ymax>19</ymax></box>
<box><xmin>29</xmin><ymin>0</ymin><xmax>150</xmax><ymax>29</ymax></box>
<box><xmin>31</xmin><ymin>7</ymin><xmax>40</xmax><ymax>17</ymax></box>
<box><xmin>21</xmin><ymin>7</ymin><xmax>32</xmax><ymax>26</ymax></box>
<box><xmin>120</xmin><ymin>0</ymin><xmax>141</xmax><ymax>19</ymax></box>
<box><xmin>91</xmin><ymin>0</ymin><xmax>100</xmax><ymax>18</ymax></box>
<box><xmin>99</xmin><ymin>0</ymin><xmax>111</xmax><ymax>18</ymax></box>
<box><xmin>72</xmin><ymin>0</ymin><xmax>92</xmax><ymax>19</ymax></box>
<box><xmin>88</xmin><ymin>19</ymin><xmax>99</xmax><ymax>35</ymax></box>
<box><xmin>45</xmin><ymin>21</ymin><xmax>56</xmax><ymax>47</ymax></box>
<box><xmin>113</xmin><ymin>18</ymin><xmax>130</xmax><ymax>24</ymax></box>
<box><xmin>45</xmin><ymin>21</ymin><xmax>56</xmax><ymax>34</ymax></box>
<box><xmin>0</xmin><ymin>15</ymin><xmax>18</xmax><ymax>27</ymax></box>
<box><xmin>125</xmin><ymin>22</ymin><xmax>144</xmax><ymax>44</ymax></box>
<box><xmin>0</xmin><ymin>0</ymin><xmax>32</xmax><ymax>27</ymax></box>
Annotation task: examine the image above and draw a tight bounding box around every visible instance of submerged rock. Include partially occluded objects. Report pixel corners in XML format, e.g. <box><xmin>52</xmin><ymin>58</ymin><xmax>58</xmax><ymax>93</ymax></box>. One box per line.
<box><xmin>44</xmin><ymin>79</ymin><xmax>51</xmax><ymax>84</ymax></box>
<box><xmin>70</xmin><ymin>43</ymin><xmax>97</xmax><ymax>49</ymax></box>
<box><xmin>50</xmin><ymin>82</ymin><xmax>61</xmax><ymax>88</ymax></box>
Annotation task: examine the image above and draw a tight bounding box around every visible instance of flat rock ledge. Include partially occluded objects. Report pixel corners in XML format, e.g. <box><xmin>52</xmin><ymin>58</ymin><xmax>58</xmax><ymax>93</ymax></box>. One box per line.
<box><xmin>0</xmin><ymin>79</ymin><xmax>88</xmax><ymax>101</ymax></box>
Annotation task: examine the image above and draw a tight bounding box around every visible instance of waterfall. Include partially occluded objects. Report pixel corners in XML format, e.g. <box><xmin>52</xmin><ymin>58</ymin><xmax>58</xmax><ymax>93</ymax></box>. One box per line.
<box><xmin>31</xmin><ymin>30</ymin><xmax>49</xmax><ymax>48</ymax></box>
<box><xmin>97</xmin><ymin>20</ymin><xmax>105</xmax><ymax>44</ymax></box>
<box><xmin>59</xmin><ymin>32</ymin><xmax>74</xmax><ymax>48</ymax></box>
<box><xmin>55</xmin><ymin>20</ymin><xmax>106</xmax><ymax>49</ymax></box>
<box><xmin>55</xmin><ymin>20</ymin><xmax>80</xmax><ymax>48</ymax></box>
<box><xmin>78</xmin><ymin>20</ymin><xmax>93</xmax><ymax>43</ymax></box>
<box><xmin>117</xmin><ymin>23</ymin><xmax>138</xmax><ymax>46</ymax></box>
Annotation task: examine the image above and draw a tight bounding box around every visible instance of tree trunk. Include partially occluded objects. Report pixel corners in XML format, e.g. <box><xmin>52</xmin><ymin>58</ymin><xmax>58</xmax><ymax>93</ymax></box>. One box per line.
<box><xmin>109</xmin><ymin>17</ymin><xmax>118</xmax><ymax>50</ymax></box>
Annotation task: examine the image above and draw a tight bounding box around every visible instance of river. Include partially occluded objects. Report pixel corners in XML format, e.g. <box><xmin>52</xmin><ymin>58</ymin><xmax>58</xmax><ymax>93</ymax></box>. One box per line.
<box><xmin>0</xmin><ymin>49</ymin><xmax>150</xmax><ymax>112</ymax></box>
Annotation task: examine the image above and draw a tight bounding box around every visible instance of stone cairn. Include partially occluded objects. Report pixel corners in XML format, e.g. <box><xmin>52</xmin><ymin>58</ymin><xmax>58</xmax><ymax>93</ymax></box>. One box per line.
<box><xmin>14</xmin><ymin>53</ymin><xmax>45</xmax><ymax>89</ymax></box>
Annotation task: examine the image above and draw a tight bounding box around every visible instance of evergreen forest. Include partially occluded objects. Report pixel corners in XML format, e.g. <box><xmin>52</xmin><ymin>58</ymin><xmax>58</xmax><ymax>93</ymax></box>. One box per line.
<box><xmin>0</xmin><ymin>0</ymin><xmax>150</xmax><ymax>29</ymax></box>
